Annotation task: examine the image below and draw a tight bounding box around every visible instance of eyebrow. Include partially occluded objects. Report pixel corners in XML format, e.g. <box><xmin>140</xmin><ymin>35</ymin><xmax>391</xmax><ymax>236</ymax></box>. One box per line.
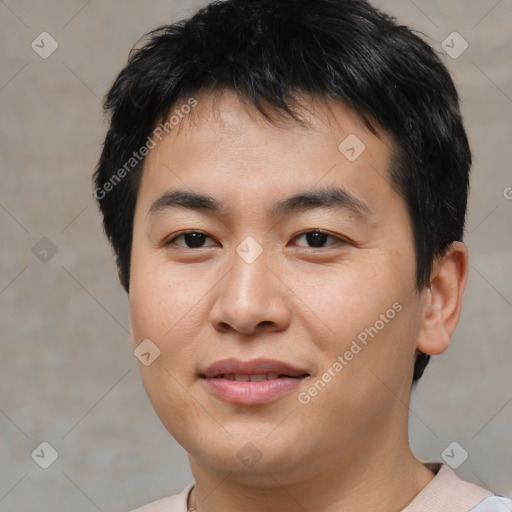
<box><xmin>146</xmin><ymin>185</ymin><xmax>372</xmax><ymax>221</ymax></box>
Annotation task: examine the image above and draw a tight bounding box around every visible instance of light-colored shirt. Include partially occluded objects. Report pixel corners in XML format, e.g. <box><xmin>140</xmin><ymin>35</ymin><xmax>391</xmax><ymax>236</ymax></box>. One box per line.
<box><xmin>130</xmin><ymin>462</ymin><xmax>512</xmax><ymax>512</ymax></box>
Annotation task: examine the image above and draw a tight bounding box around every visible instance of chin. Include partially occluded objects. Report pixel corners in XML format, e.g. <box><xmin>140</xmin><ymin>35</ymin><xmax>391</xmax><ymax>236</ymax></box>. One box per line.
<box><xmin>187</xmin><ymin>431</ymin><xmax>309</xmax><ymax>478</ymax></box>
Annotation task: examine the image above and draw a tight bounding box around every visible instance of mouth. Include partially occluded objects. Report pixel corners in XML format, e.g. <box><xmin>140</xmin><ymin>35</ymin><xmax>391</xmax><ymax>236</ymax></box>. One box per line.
<box><xmin>200</xmin><ymin>358</ymin><xmax>310</xmax><ymax>405</ymax></box>
<box><xmin>207</xmin><ymin>372</ymin><xmax>307</xmax><ymax>381</ymax></box>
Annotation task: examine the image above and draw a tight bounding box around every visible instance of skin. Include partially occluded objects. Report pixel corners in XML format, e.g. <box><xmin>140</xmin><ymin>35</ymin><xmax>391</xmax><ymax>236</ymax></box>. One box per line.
<box><xmin>127</xmin><ymin>89</ymin><xmax>469</xmax><ymax>512</ymax></box>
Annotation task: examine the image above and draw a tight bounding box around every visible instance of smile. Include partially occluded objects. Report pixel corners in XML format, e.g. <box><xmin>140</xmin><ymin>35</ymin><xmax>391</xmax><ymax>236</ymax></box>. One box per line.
<box><xmin>200</xmin><ymin>358</ymin><xmax>310</xmax><ymax>405</ymax></box>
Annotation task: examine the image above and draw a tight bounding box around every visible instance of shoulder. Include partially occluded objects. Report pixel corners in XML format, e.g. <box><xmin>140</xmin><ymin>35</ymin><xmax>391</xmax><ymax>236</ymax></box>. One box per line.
<box><xmin>129</xmin><ymin>483</ymin><xmax>194</xmax><ymax>512</ymax></box>
<box><xmin>469</xmin><ymin>495</ymin><xmax>512</xmax><ymax>511</ymax></box>
<box><xmin>403</xmin><ymin>463</ymin><xmax>511</xmax><ymax>512</ymax></box>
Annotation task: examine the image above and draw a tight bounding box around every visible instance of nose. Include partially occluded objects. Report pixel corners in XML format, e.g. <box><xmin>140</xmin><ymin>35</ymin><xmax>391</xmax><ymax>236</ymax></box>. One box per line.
<box><xmin>209</xmin><ymin>246</ymin><xmax>292</xmax><ymax>336</ymax></box>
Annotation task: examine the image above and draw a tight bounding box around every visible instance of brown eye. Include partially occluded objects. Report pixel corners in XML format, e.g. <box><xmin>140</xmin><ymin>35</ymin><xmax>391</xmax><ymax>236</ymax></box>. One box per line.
<box><xmin>293</xmin><ymin>229</ymin><xmax>345</xmax><ymax>248</ymax></box>
<box><xmin>165</xmin><ymin>231</ymin><xmax>217</xmax><ymax>249</ymax></box>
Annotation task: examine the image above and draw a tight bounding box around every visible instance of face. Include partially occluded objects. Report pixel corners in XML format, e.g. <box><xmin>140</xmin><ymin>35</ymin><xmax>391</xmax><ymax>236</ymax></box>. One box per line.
<box><xmin>128</xmin><ymin>90</ymin><xmax>426</xmax><ymax>485</ymax></box>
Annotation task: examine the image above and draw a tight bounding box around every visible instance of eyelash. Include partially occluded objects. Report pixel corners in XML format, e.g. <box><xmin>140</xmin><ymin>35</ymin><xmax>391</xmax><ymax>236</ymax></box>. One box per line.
<box><xmin>163</xmin><ymin>229</ymin><xmax>349</xmax><ymax>250</ymax></box>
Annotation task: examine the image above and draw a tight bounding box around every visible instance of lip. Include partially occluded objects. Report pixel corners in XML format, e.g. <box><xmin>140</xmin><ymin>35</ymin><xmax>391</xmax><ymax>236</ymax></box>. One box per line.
<box><xmin>200</xmin><ymin>358</ymin><xmax>309</xmax><ymax>405</ymax></box>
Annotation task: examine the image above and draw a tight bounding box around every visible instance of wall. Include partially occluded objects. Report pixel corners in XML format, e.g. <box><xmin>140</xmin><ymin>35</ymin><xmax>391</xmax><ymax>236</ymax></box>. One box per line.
<box><xmin>1</xmin><ymin>1</ymin><xmax>510</xmax><ymax>510</ymax></box>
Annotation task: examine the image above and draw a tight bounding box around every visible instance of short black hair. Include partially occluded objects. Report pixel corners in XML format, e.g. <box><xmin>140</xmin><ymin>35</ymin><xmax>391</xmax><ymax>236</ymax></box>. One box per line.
<box><xmin>93</xmin><ymin>0</ymin><xmax>471</xmax><ymax>383</ymax></box>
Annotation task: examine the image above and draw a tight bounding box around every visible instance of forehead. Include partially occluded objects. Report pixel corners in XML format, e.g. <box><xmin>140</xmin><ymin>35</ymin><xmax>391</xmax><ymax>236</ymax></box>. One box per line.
<box><xmin>169</xmin><ymin>89</ymin><xmax>385</xmax><ymax>153</ymax></box>
<box><xmin>137</xmin><ymin>89</ymin><xmax>398</xmax><ymax>220</ymax></box>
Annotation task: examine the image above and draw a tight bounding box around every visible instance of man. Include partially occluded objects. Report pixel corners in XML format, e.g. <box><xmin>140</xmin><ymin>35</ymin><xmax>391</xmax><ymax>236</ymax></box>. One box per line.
<box><xmin>93</xmin><ymin>0</ymin><xmax>511</xmax><ymax>510</ymax></box>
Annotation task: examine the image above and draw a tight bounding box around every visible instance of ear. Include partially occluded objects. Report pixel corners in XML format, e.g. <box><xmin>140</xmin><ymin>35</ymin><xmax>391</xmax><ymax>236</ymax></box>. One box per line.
<box><xmin>416</xmin><ymin>241</ymin><xmax>469</xmax><ymax>356</ymax></box>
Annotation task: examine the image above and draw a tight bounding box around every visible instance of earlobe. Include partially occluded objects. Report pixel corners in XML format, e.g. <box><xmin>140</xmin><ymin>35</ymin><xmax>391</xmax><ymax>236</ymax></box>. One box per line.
<box><xmin>416</xmin><ymin>242</ymin><xmax>469</xmax><ymax>356</ymax></box>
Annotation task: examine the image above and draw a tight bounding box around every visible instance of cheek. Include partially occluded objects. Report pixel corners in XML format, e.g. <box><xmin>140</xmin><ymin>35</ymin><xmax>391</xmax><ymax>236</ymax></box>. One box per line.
<box><xmin>289</xmin><ymin>259</ymin><xmax>400</xmax><ymax>352</ymax></box>
<box><xmin>128</xmin><ymin>262</ymin><xmax>209</xmax><ymax>440</ymax></box>
<box><xmin>322</xmin><ymin>298</ymin><xmax>421</xmax><ymax>412</ymax></box>
<box><xmin>137</xmin><ymin>362</ymin><xmax>213</xmax><ymax>453</ymax></box>
<box><xmin>130</xmin><ymin>248</ymin><xmax>181</xmax><ymax>335</ymax></box>
<box><xmin>295</xmin><ymin>257</ymin><xmax>418</xmax><ymax>397</ymax></box>
<box><xmin>128</xmin><ymin>257</ymin><xmax>207</xmax><ymax>371</ymax></box>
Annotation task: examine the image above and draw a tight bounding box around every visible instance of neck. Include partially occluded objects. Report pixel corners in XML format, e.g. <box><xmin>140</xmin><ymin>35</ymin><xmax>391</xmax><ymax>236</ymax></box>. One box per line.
<box><xmin>187</xmin><ymin>433</ymin><xmax>435</xmax><ymax>512</ymax></box>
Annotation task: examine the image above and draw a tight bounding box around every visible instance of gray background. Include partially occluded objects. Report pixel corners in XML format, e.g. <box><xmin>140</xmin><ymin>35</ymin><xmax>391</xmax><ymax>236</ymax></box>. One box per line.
<box><xmin>0</xmin><ymin>0</ymin><xmax>511</xmax><ymax>510</ymax></box>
